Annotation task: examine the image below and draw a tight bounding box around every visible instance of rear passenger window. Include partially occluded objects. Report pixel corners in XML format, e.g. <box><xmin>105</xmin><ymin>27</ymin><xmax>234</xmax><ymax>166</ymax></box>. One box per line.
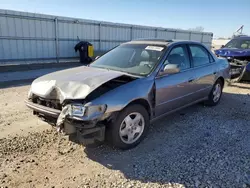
<box><xmin>189</xmin><ymin>45</ymin><xmax>210</xmax><ymax>67</ymax></box>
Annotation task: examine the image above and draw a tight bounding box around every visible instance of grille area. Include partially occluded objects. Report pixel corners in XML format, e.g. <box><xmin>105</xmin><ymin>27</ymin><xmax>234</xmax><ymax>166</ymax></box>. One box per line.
<box><xmin>32</xmin><ymin>95</ymin><xmax>62</xmax><ymax>110</ymax></box>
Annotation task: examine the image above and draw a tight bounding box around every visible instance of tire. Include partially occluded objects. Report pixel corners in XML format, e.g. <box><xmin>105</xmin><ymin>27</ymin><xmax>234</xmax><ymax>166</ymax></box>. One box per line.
<box><xmin>106</xmin><ymin>104</ymin><xmax>150</xmax><ymax>150</ymax></box>
<box><xmin>205</xmin><ymin>79</ymin><xmax>223</xmax><ymax>106</ymax></box>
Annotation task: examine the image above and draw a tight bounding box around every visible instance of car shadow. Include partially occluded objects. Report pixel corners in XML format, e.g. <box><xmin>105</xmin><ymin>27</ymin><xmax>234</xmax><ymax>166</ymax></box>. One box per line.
<box><xmin>84</xmin><ymin>92</ymin><xmax>250</xmax><ymax>186</ymax></box>
<box><xmin>227</xmin><ymin>82</ymin><xmax>250</xmax><ymax>90</ymax></box>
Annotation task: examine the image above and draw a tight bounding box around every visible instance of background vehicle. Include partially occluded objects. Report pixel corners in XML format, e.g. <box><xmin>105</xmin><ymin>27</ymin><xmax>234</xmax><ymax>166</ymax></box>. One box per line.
<box><xmin>214</xmin><ymin>36</ymin><xmax>250</xmax><ymax>82</ymax></box>
<box><xmin>26</xmin><ymin>39</ymin><xmax>230</xmax><ymax>149</ymax></box>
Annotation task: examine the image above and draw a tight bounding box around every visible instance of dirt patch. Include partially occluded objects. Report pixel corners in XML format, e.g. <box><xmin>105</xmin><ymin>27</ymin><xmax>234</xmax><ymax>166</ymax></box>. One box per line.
<box><xmin>0</xmin><ymin>85</ymin><xmax>49</xmax><ymax>138</ymax></box>
<box><xmin>0</xmin><ymin>84</ymin><xmax>250</xmax><ymax>187</ymax></box>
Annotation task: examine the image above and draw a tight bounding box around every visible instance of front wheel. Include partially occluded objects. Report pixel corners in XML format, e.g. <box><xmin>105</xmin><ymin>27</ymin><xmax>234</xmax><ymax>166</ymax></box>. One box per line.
<box><xmin>106</xmin><ymin>104</ymin><xmax>150</xmax><ymax>150</ymax></box>
<box><xmin>205</xmin><ymin>79</ymin><xmax>223</xmax><ymax>106</ymax></box>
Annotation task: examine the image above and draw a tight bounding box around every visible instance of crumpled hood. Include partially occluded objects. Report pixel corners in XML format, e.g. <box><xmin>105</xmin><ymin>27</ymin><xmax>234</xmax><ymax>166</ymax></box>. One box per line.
<box><xmin>29</xmin><ymin>66</ymin><xmax>124</xmax><ymax>102</ymax></box>
<box><xmin>214</xmin><ymin>48</ymin><xmax>250</xmax><ymax>57</ymax></box>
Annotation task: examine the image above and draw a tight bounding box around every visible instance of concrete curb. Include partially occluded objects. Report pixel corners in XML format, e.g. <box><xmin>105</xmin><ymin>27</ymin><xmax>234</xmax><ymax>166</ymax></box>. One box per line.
<box><xmin>0</xmin><ymin>62</ymin><xmax>84</xmax><ymax>88</ymax></box>
<box><xmin>0</xmin><ymin>62</ymin><xmax>82</xmax><ymax>73</ymax></box>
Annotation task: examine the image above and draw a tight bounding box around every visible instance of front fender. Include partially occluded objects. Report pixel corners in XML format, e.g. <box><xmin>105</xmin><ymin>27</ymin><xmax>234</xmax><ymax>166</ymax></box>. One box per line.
<box><xmin>86</xmin><ymin>77</ymin><xmax>154</xmax><ymax>114</ymax></box>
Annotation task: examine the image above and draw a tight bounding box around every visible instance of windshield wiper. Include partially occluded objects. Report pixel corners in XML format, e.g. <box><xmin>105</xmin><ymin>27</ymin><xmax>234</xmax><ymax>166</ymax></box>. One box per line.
<box><xmin>91</xmin><ymin>65</ymin><xmax>143</xmax><ymax>77</ymax></box>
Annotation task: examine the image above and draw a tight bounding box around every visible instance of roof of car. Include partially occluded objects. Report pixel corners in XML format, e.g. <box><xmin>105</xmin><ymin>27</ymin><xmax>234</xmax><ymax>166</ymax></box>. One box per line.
<box><xmin>233</xmin><ymin>35</ymin><xmax>250</xmax><ymax>40</ymax></box>
<box><xmin>126</xmin><ymin>38</ymin><xmax>201</xmax><ymax>46</ymax></box>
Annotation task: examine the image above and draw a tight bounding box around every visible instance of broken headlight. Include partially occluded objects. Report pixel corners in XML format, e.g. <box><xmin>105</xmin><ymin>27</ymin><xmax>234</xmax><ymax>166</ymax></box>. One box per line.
<box><xmin>71</xmin><ymin>104</ymin><xmax>107</xmax><ymax>118</ymax></box>
<box><xmin>85</xmin><ymin>105</ymin><xmax>107</xmax><ymax>117</ymax></box>
<box><xmin>71</xmin><ymin>104</ymin><xmax>86</xmax><ymax>117</ymax></box>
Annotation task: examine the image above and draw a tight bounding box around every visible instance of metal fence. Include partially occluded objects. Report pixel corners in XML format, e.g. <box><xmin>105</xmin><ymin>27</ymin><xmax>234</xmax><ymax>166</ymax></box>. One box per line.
<box><xmin>0</xmin><ymin>9</ymin><xmax>213</xmax><ymax>65</ymax></box>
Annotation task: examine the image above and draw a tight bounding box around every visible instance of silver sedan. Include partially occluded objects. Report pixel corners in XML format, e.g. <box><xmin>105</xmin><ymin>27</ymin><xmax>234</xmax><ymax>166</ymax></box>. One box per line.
<box><xmin>26</xmin><ymin>39</ymin><xmax>230</xmax><ymax>149</ymax></box>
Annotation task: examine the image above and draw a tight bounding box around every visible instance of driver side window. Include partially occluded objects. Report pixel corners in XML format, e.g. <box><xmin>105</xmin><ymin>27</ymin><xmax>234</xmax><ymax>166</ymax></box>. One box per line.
<box><xmin>164</xmin><ymin>45</ymin><xmax>191</xmax><ymax>71</ymax></box>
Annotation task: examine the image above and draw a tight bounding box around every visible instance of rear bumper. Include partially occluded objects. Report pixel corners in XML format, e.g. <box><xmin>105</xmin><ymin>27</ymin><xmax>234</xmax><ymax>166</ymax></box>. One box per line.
<box><xmin>25</xmin><ymin>100</ymin><xmax>105</xmax><ymax>144</ymax></box>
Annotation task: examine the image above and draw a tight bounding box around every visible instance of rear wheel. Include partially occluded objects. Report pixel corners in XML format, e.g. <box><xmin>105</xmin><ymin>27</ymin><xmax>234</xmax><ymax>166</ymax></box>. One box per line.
<box><xmin>205</xmin><ymin>79</ymin><xmax>223</xmax><ymax>106</ymax></box>
<box><xmin>106</xmin><ymin>104</ymin><xmax>149</xmax><ymax>150</ymax></box>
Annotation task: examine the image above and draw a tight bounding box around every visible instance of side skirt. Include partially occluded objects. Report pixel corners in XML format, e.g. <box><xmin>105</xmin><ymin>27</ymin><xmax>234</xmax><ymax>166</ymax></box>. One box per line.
<box><xmin>150</xmin><ymin>97</ymin><xmax>208</xmax><ymax>124</ymax></box>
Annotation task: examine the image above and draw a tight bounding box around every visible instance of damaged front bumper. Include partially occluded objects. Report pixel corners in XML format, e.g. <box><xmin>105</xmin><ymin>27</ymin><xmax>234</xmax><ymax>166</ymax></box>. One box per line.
<box><xmin>25</xmin><ymin>100</ymin><xmax>106</xmax><ymax>145</ymax></box>
<box><xmin>229</xmin><ymin>59</ymin><xmax>250</xmax><ymax>82</ymax></box>
<box><xmin>63</xmin><ymin>120</ymin><xmax>105</xmax><ymax>145</ymax></box>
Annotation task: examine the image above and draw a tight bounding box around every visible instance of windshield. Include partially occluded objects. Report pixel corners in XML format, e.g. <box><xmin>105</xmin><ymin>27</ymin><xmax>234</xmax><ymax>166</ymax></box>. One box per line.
<box><xmin>90</xmin><ymin>44</ymin><xmax>166</xmax><ymax>76</ymax></box>
<box><xmin>225</xmin><ymin>38</ymin><xmax>250</xmax><ymax>49</ymax></box>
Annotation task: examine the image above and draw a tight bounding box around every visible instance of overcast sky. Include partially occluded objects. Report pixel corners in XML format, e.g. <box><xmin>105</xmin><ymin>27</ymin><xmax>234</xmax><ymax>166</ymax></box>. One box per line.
<box><xmin>1</xmin><ymin>0</ymin><xmax>249</xmax><ymax>38</ymax></box>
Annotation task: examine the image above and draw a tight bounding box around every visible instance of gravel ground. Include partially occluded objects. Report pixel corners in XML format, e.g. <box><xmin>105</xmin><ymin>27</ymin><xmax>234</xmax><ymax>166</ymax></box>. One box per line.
<box><xmin>0</xmin><ymin>83</ymin><xmax>250</xmax><ymax>188</ymax></box>
<box><xmin>0</xmin><ymin>85</ymin><xmax>49</xmax><ymax>139</ymax></box>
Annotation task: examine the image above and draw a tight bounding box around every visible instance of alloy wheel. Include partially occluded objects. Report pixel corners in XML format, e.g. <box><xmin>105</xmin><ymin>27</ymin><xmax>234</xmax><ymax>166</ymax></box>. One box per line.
<box><xmin>119</xmin><ymin>112</ymin><xmax>145</xmax><ymax>144</ymax></box>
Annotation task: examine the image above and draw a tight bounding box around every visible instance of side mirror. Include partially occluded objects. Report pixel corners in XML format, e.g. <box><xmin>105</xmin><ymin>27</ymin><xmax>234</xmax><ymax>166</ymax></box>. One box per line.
<box><xmin>95</xmin><ymin>56</ymin><xmax>100</xmax><ymax>60</ymax></box>
<box><xmin>221</xmin><ymin>45</ymin><xmax>225</xmax><ymax>48</ymax></box>
<box><xmin>159</xmin><ymin>64</ymin><xmax>180</xmax><ymax>76</ymax></box>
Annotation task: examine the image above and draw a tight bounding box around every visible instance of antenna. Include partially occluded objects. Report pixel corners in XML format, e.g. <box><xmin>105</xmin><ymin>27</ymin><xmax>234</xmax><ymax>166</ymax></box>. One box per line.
<box><xmin>232</xmin><ymin>25</ymin><xmax>244</xmax><ymax>38</ymax></box>
<box><xmin>235</xmin><ymin>25</ymin><xmax>244</xmax><ymax>34</ymax></box>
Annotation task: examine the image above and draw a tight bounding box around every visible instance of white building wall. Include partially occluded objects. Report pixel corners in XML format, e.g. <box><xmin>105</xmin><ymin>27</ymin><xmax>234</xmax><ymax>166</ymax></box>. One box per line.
<box><xmin>0</xmin><ymin>9</ymin><xmax>213</xmax><ymax>65</ymax></box>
